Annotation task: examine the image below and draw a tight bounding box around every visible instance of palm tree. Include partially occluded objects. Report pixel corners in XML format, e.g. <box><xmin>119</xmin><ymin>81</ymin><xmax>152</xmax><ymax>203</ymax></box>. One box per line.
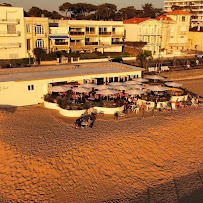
<box><xmin>136</xmin><ymin>50</ymin><xmax>153</xmax><ymax>71</ymax></box>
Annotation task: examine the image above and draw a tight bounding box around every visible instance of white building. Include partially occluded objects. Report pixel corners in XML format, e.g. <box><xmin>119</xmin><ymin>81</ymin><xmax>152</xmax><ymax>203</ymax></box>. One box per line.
<box><xmin>0</xmin><ymin>63</ymin><xmax>143</xmax><ymax>107</ymax></box>
<box><xmin>49</xmin><ymin>19</ymin><xmax>124</xmax><ymax>53</ymax></box>
<box><xmin>123</xmin><ymin>18</ymin><xmax>162</xmax><ymax>56</ymax></box>
<box><xmin>164</xmin><ymin>0</ymin><xmax>203</xmax><ymax>28</ymax></box>
<box><xmin>0</xmin><ymin>6</ymin><xmax>27</xmax><ymax>59</ymax></box>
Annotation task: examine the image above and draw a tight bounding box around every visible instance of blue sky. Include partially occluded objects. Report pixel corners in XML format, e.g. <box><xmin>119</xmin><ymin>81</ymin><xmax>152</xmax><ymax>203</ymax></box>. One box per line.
<box><xmin>1</xmin><ymin>0</ymin><xmax>164</xmax><ymax>11</ymax></box>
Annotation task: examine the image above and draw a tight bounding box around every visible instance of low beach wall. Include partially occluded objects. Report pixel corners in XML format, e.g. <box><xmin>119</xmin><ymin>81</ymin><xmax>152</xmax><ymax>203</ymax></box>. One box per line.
<box><xmin>44</xmin><ymin>101</ymin><xmax>124</xmax><ymax>117</ymax></box>
<box><xmin>59</xmin><ymin>108</ymin><xmax>86</xmax><ymax>118</ymax></box>
<box><xmin>94</xmin><ymin>106</ymin><xmax>124</xmax><ymax>114</ymax></box>
<box><xmin>44</xmin><ymin>101</ymin><xmax>59</xmax><ymax>110</ymax></box>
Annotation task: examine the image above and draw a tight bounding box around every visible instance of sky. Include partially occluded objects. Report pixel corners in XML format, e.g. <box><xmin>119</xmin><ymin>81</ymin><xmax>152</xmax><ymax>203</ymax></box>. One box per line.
<box><xmin>0</xmin><ymin>0</ymin><xmax>164</xmax><ymax>12</ymax></box>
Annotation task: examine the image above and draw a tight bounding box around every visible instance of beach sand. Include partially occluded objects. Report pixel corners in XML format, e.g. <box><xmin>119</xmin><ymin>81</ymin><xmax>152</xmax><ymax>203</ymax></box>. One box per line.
<box><xmin>0</xmin><ymin>105</ymin><xmax>203</xmax><ymax>202</ymax></box>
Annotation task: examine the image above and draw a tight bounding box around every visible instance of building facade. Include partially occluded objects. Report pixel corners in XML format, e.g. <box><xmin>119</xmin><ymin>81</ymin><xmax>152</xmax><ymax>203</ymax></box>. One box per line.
<box><xmin>0</xmin><ymin>63</ymin><xmax>143</xmax><ymax>107</ymax></box>
<box><xmin>164</xmin><ymin>0</ymin><xmax>203</xmax><ymax>28</ymax></box>
<box><xmin>188</xmin><ymin>31</ymin><xmax>203</xmax><ymax>51</ymax></box>
<box><xmin>0</xmin><ymin>6</ymin><xmax>26</xmax><ymax>59</ymax></box>
<box><xmin>124</xmin><ymin>10</ymin><xmax>192</xmax><ymax>57</ymax></box>
<box><xmin>156</xmin><ymin>10</ymin><xmax>192</xmax><ymax>56</ymax></box>
<box><xmin>123</xmin><ymin>18</ymin><xmax>162</xmax><ymax>56</ymax></box>
<box><xmin>49</xmin><ymin>19</ymin><xmax>124</xmax><ymax>53</ymax></box>
<box><xmin>24</xmin><ymin>17</ymin><xmax>49</xmax><ymax>58</ymax></box>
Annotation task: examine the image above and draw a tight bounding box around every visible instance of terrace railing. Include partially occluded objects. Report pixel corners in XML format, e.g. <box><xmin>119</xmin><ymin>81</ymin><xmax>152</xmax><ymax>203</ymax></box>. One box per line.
<box><xmin>0</xmin><ymin>31</ymin><xmax>21</xmax><ymax>36</ymax></box>
<box><xmin>99</xmin><ymin>32</ymin><xmax>111</xmax><ymax>35</ymax></box>
<box><xmin>0</xmin><ymin>19</ymin><xmax>20</xmax><ymax>24</ymax></box>
<box><xmin>0</xmin><ymin>43</ymin><xmax>21</xmax><ymax>48</ymax></box>
<box><xmin>85</xmin><ymin>42</ymin><xmax>98</xmax><ymax>45</ymax></box>
<box><xmin>69</xmin><ymin>31</ymin><xmax>85</xmax><ymax>35</ymax></box>
<box><xmin>112</xmin><ymin>42</ymin><xmax>123</xmax><ymax>45</ymax></box>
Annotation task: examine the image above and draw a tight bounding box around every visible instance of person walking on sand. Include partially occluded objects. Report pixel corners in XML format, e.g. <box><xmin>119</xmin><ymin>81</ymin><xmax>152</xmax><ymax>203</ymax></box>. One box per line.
<box><xmin>141</xmin><ymin>103</ymin><xmax>146</xmax><ymax>118</ymax></box>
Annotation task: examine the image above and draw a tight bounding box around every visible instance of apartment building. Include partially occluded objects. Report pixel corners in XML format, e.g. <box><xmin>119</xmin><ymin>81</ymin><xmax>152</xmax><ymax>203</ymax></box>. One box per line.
<box><xmin>124</xmin><ymin>10</ymin><xmax>192</xmax><ymax>57</ymax></box>
<box><xmin>0</xmin><ymin>6</ymin><xmax>26</xmax><ymax>59</ymax></box>
<box><xmin>123</xmin><ymin>18</ymin><xmax>162</xmax><ymax>56</ymax></box>
<box><xmin>49</xmin><ymin>19</ymin><xmax>124</xmax><ymax>53</ymax></box>
<box><xmin>24</xmin><ymin>17</ymin><xmax>49</xmax><ymax>58</ymax></box>
<box><xmin>156</xmin><ymin>10</ymin><xmax>192</xmax><ymax>55</ymax></box>
<box><xmin>164</xmin><ymin>0</ymin><xmax>203</xmax><ymax>28</ymax></box>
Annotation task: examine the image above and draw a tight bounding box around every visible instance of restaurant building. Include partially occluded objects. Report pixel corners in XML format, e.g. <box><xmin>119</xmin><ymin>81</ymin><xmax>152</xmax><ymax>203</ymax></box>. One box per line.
<box><xmin>0</xmin><ymin>63</ymin><xmax>144</xmax><ymax>107</ymax></box>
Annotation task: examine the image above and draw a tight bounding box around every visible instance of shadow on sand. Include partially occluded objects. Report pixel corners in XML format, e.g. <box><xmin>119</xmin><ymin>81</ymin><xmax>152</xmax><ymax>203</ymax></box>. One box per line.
<box><xmin>105</xmin><ymin>169</ymin><xmax>203</xmax><ymax>203</ymax></box>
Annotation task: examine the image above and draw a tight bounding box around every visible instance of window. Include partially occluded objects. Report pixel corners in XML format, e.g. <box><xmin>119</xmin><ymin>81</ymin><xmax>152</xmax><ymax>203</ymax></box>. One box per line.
<box><xmin>35</xmin><ymin>39</ymin><xmax>44</xmax><ymax>48</ymax></box>
<box><xmin>26</xmin><ymin>24</ymin><xmax>31</xmax><ymax>33</ymax></box>
<box><xmin>99</xmin><ymin>27</ymin><xmax>107</xmax><ymax>33</ymax></box>
<box><xmin>182</xmin><ymin>16</ymin><xmax>186</xmax><ymax>22</ymax></box>
<box><xmin>27</xmin><ymin>39</ymin><xmax>30</xmax><ymax>50</ymax></box>
<box><xmin>112</xmin><ymin>27</ymin><xmax>116</xmax><ymax>34</ymax></box>
<box><xmin>28</xmin><ymin>85</ymin><xmax>34</xmax><ymax>91</ymax></box>
<box><xmin>7</xmin><ymin>24</ymin><xmax>16</xmax><ymax>34</ymax></box>
<box><xmin>86</xmin><ymin>27</ymin><xmax>95</xmax><ymax>34</ymax></box>
<box><xmin>35</xmin><ymin>25</ymin><xmax>44</xmax><ymax>34</ymax></box>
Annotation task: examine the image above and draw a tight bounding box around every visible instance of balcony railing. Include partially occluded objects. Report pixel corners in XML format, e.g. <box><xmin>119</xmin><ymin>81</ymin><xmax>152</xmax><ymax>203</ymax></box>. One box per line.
<box><xmin>112</xmin><ymin>32</ymin><xmax>124</xmax><ymax>36</ymax></box>
<box><xmin>112</xmin><ymin>42</ymin><xmax>123</xmax><ymax>45</ymax></box>
<box><xmin>0</xmin><ymin>43</ymin><xmax>21</xmax><ymax>48</ymax></box>
<box><xmin>55</xmin><ymin>42</ymin><xmax>68</xmax><ymax>45</ymax></box>
<box><xmin>0</xmin><ymin>19</ymin><xmax>20</xmax><ymax>24</ymax></box>
<box><xmin>0</xmin><ymin>31</ymin><xmax>21</xmax><ymax>36</ymax></box>
<box><xmin>86</xmin><ymin>31</ymin><xmax>96</xmax><ymax>35</ymax></box>
<box><xmin>99</xmin><ymin>32</ymin><xmax>111</xmax><ymax>35</ymax></box>
<box><xmin>85</xmin><ymin>42</ymin><xmax>98</xmax><ymax>45</ymax></box>
<box><xmin>70</xmin><ymin>42</ymin><xmax>83</xmax><ymax>46</ymax></box>
<box><xmin>69</xmin><ymin>31</ymin><xmax>84</xmax><ymax>35</ymax></box>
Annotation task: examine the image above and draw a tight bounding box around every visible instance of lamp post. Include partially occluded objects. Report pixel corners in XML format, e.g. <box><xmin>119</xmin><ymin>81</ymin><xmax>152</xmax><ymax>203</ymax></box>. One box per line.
<box><xmin>195</xmin><ymin>45</ymin><xmax>198</xmax><ymax>66</ymax></box>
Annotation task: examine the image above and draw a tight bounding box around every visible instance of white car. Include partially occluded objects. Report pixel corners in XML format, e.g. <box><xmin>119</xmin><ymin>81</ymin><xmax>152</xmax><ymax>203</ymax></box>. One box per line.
<box><xmin>197</xmin><ymin>53</ymin><xmax>203</xmax><ymax>58</ymax></box>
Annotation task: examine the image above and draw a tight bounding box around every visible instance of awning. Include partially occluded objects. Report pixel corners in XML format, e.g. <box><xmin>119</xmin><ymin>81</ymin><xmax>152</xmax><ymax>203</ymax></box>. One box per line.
<box><xmin>49</xmin><ymin>36</ymin><xmax>69</xmax><ymax>39</ymax></box>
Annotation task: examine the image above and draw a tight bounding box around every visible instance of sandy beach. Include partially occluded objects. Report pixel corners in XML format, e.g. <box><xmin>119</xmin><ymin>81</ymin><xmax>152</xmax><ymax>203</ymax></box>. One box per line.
<box><xmin>0</xmin><ymin>105</ymin><xmax>203</xmax><ymax>202</ymax></box>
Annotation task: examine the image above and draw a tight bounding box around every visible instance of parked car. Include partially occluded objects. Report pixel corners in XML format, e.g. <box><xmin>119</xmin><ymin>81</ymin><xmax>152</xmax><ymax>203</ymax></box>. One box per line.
<box><xmin>109</xmin><ymin>57</ymin><xmax>123</xmax><ymax>63</ymax></box>
<box><xmin>197</xmin><ymin>53</ymin><xmax>203</xmax><ymax>58</ymax></box>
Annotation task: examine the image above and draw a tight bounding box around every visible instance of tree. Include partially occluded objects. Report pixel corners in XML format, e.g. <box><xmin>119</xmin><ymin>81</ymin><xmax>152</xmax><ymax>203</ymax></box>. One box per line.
<box><xmin>59</xmin><ymin>2</ymin><xmax>96</xmax><ymax>19</ymax></box>
<box><xmin>27</xmin><ymin>7</ymin><xmax>63</xmax><ymax>19</ymax></box>
<box><xmin>33</xmin><ymin>48</ymin><xmax>46</xmax><ymax>59</ymax></box>
<box><xmin>96</xmin><ymin>3</ymin><xmax>117</xmax><ymax>20</ymax></box>
<box><xmin>141</xmin><ymin>3</ymin><xmax>156</xmax><ymax>18</ymax></box>
<box><xmin>115</xmin><ymin>6</ymin><xmax>138</xmax><ymax>20</ymax></box>
<box><xmin>59</xmin><ymin>2</ymin><xmax>74</xmax><ymax>18</ymax></box>
<box><xmin>27</xmin><ymin>7</ymin><xmax>42</xmax><ymax>17</ymax></box>
<box><xmin>0</xmin><ymin>3</ymin><xmax>12</xmax><ymax>7</ymax></box>
<box><xmin>136</xmin><ymin>50</ymin><xmax>153</xmax><ymax>70</ymax></box>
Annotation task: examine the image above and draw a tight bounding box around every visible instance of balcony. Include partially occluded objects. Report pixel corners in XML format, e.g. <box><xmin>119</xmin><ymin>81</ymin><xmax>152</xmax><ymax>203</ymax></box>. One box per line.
<box><xmin>112</xmin><ymin>32</ymin><xmax>124</xmax><ymax>36</ymax></box>
<box><xmin>0</xmin><ymin>31</ymin><xmax>21</xmax><ymax>36</ymax></box>
<box><xmin>0</xmin><ymin>19</ymin><xmax>20</xmax><ymax>24</ymax></box>
<box><xmin>86</xmin><ymin>31</ymin><xmax>96</xmax><ymax>35</ymax></box>
<box><xmin>69</xmin><ymin>31</ymin><xmax>84</xmax><ymax>35</ymax></box>
<box><xmin>99</xmin><ymin>32</ymin><xmax>111</xmax><ymax>35</ymax></box>
<box><xmin>55</xmin><ymin>42</ymin><xmax>68</xmax><ymax>45</ymax></box>
<box><xmin>112</xmin><ymin>41</ymin><xmax>123</xmax><ymax>45</ymax></box>
<box><xmin>85</xmin><ymin>42</ymin><xmax>98</xmax><ymax>45</ymax></box>
<box><xmin>0</xmin><ymin>43</ymin><xmax>21</xmax><ymax>49</ymax></box>
<box><xmin>70</xmin><ymin>42</ymin><xmax>83</xmax><ymax>46</ymax></box>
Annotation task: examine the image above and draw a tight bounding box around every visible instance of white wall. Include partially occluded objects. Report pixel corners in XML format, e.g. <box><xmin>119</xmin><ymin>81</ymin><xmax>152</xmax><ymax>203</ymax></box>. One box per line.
<box><xmin>0</xmin><ymin>7</ymin><xmax>27</xmax><ymax>59</ymax></box>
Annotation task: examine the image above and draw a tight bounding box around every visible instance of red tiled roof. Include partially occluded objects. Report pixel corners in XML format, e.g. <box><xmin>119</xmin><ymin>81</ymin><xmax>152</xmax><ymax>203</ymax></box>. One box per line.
<box><xmin>123</xmin><ymin>17</ymin><xmax>152</xmax><ymax>24</ymax></box>
<box><xmin>164</xmin><ymin>10</ymin><xmax>192</xmax><ymax>15</ymax></box>
<box><xmin>155</xmin><ymin>15</ymin><xmax>173</xmax><ymax>21</ymax></box>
